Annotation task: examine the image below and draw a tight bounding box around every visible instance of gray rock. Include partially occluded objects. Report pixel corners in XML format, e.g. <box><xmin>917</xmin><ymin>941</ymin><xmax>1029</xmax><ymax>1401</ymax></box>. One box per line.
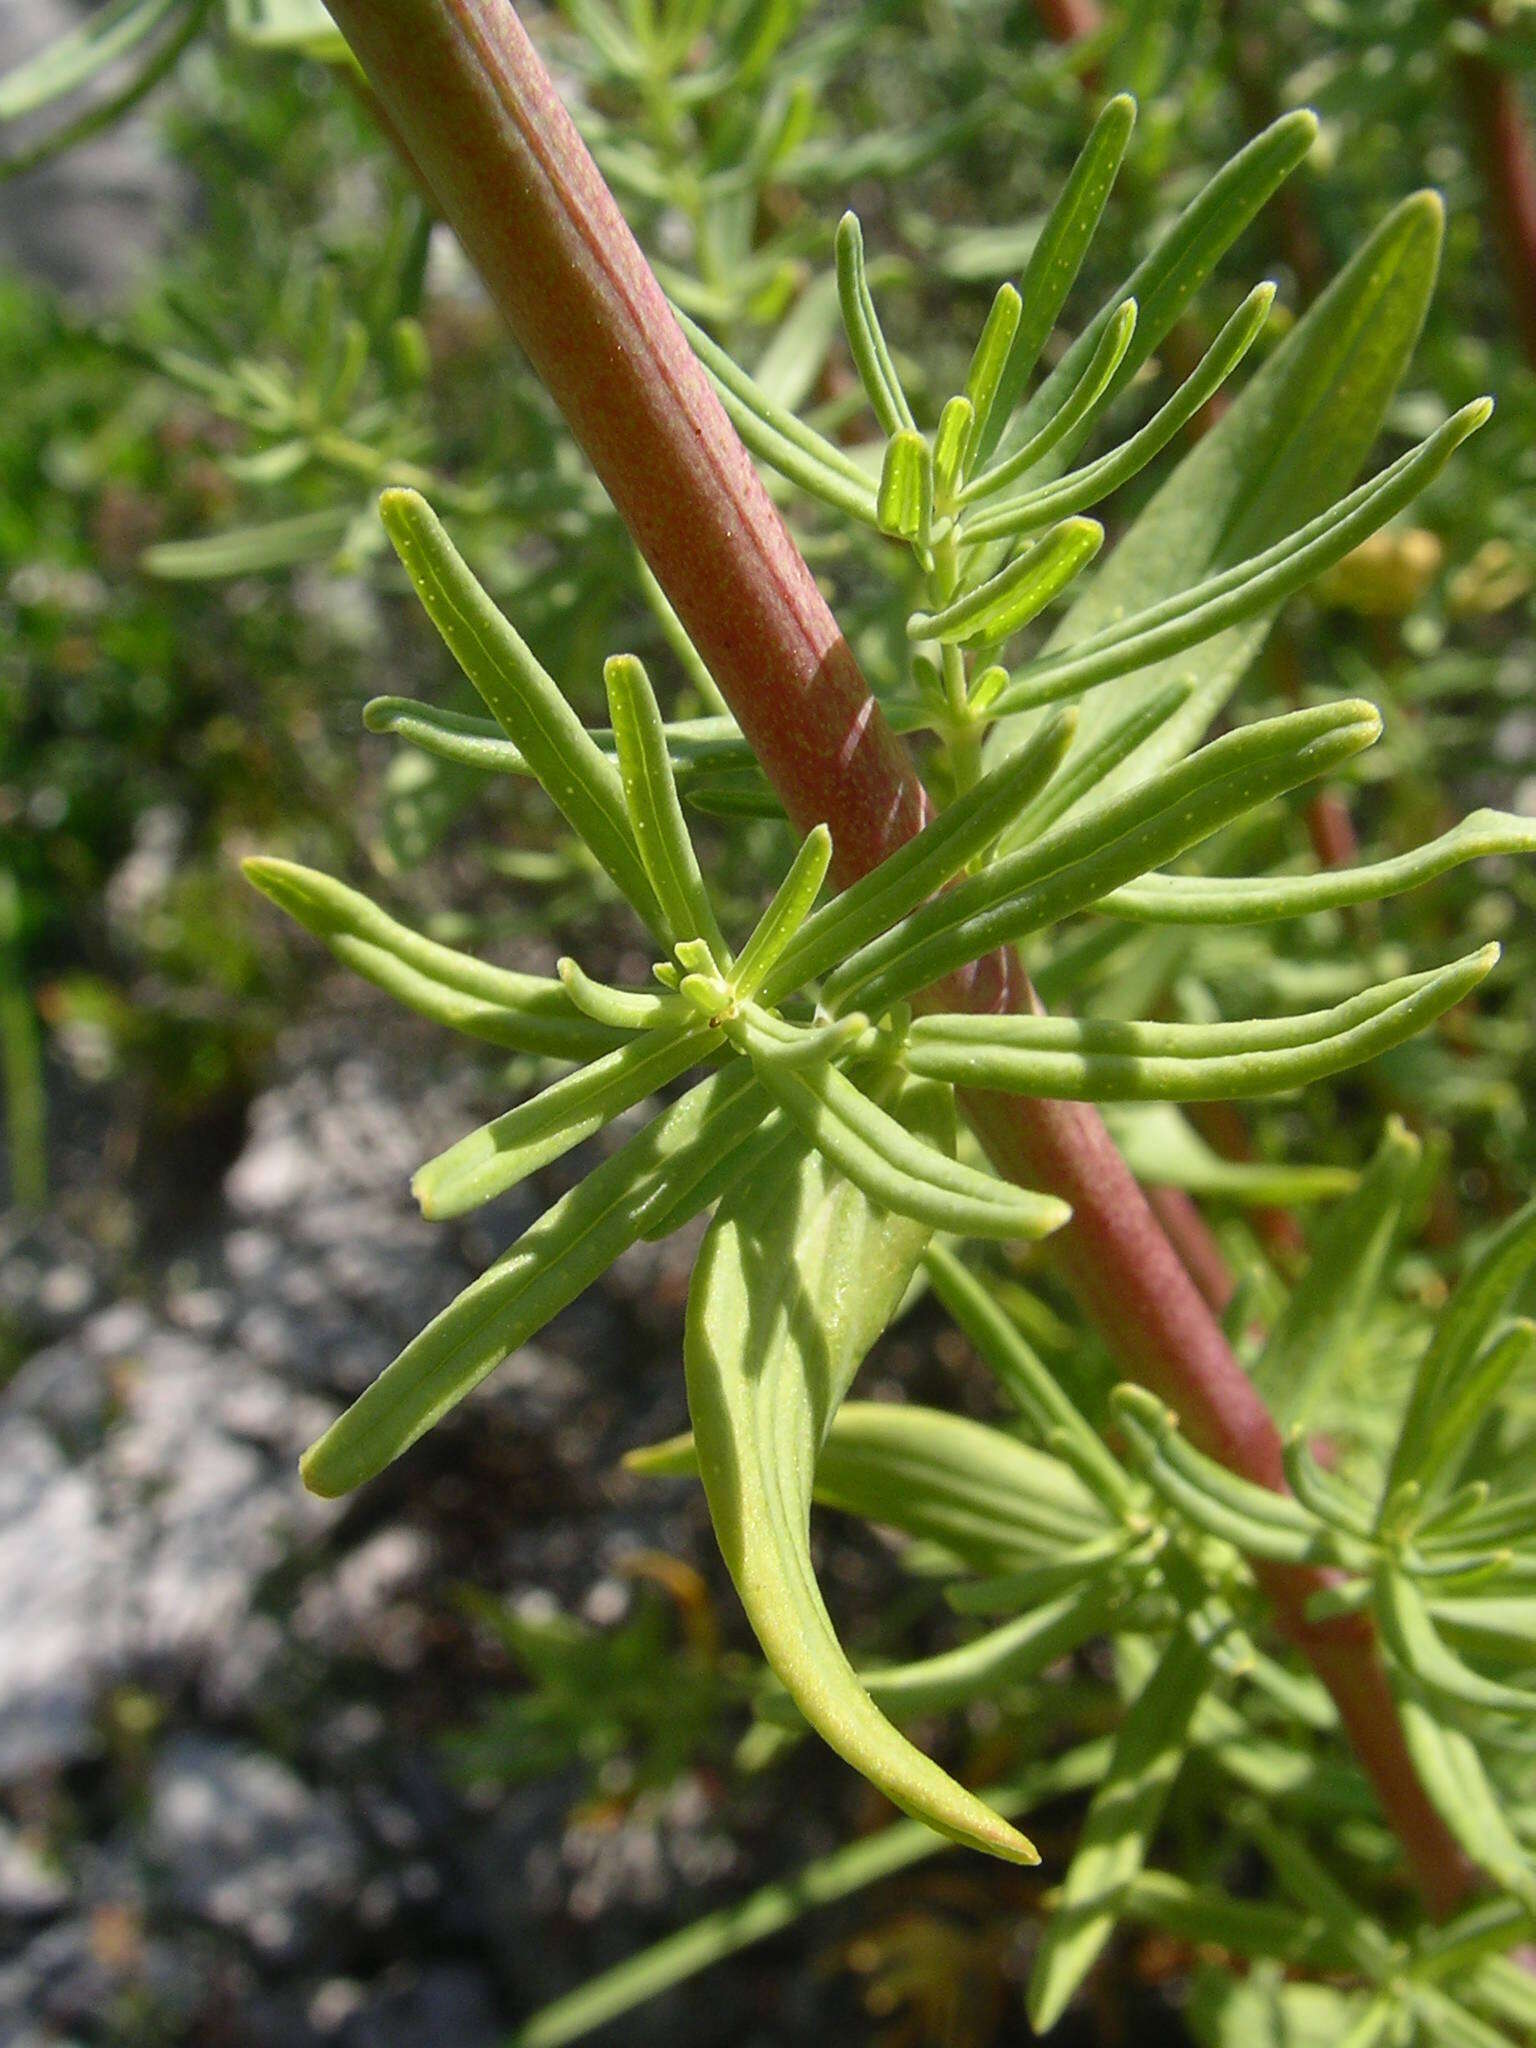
<box><xmin>0</xmin><ymin>1820</ymin><xmax>71</xmax><ymax>1921</ymax></box>
<box><xmin>146</xmin><ymin>1736</ymin><xmax>362</xmax><ymax>1963</ymax></box>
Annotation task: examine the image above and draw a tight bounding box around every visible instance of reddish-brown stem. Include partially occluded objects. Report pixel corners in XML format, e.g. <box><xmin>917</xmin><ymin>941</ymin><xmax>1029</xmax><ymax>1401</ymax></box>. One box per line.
<box><xmin>1458</xmin><ymin>22</ymin><xmax>1536</xmax><ymax>371</ymax></box>
<box><xmin>319</xmin><ymin>0</ymin><xmax>1476</xmax><ymax>1916</ymax></box>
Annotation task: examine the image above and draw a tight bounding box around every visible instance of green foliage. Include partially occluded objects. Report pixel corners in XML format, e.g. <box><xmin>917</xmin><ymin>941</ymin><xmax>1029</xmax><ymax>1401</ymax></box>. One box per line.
<box><xmin>9</xmin><ymin>2</ymin><xmax>1536</xmax><ymax>2041</ymax></box>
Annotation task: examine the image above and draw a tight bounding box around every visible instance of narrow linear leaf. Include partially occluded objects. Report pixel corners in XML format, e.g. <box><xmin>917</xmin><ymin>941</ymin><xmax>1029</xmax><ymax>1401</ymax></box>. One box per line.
<box><xmin>924</xmin><ymin>1242</ymin><xmax>1130</xmax><ymax>1504</ymax></box>
<box><xmin>960</xmin><ymin>282</ymin><xmax>1022</xmax><ymax>465</ymax></box>
<box><xmin>733</xmin><ymin>826</ymin><xmax>832</xmax><ymax>998</ymax></box>
<box><xmin>773</xmin><ymin>1573</ymin><xmax>1129</xmax><ymax>1723</ymax></box>
<box><xmin>835</xmin><ymin>211</ymin><xmax>914</xmax><ymax>435</ymax></box>
<box><xmin>1112</xmin><ymin>1385</ymin><xmax>1332</xmax><ymax>1565</ymax></box>
<box><xmin>987</xmin><ymin>180</ymin><xmax>1443</xmax><ymax>796</ymax></box>
<box><xmin>364</xmin><ymin>696</ymin><xmax>751</xmax><ymax>782</ymax></box>
<box><xmin>1107</xmin><ymin>1102</ymin><xmax>1356</xmax><ymax>1206</ymax></box>
<box><xmin>0</xmin><ymin>0</ymin><xmax>183</xmax><ymax>120</ymax></box>
<box><xmin>1399</xmin><ymin>1691</ymin><xmax>1536</xmax><ymax>1908</ymax></box>
<box><xmin>633</xmin><ymin>1399</ymin><xmax>1114</xmax><ymax>1568</ymax></box>
<box><xmin>828</xmin><ymin>701</ymin><xmax>1381</xmax><ymax>1017</ymax></box>
<box><xmin>904</xmin><ymin>952</ymin><xmax>1496</xmax><ymax>1103</ymax></box>
<box><xmin>412</xmin><ymin>1025</ymin><xmax>718</xmax><ymax>1221</ymax></box>
<box><xmin>990</xmin><ymin>400</ymin><xmax>1489</xmax><ymax>720</ymax></box>
<box><xmin>961</xmin><ymin>300</ymin><xmax>1136</xmax><ymax>506</ymax></box>
<box><xmin>911</xmin><ymin>516</ymin><xmax>1103</xmax><ymax>648</ymax></box>
<box><xmin>763</xmin><ymin>708</ymin><xmax>1076</xmax><ymax>1002</ymax></box>
<box><xmin>963</xmin><ymin>280</ymin><xmax>1276</xmax><ymax>545</ymax></box>
<box><xmin>300</xmin><ymin>1066</ymin><xmax>767</xmax><ymax>1497</ymax></box>
<box><xmin>142</xmin><ymin>506</ymin><xmax>353</xmax><ymax>579</ymax></box>
<box><xmin>1104</xmin><ymin>808</ymin><xmax>1536</xmax><ymax>923</ymax></box>
<box><xmin>677</xmin><ymin>307</ymin><xmax>879</xmax><ymax>521</ymax></box>
<box><xmin>1376</xmin><ymin>1570</ymin><xmax>1535</xmax><ymax>1714</ymax></box>
<box><xmin>998</xmin><ymin>680</ymin><xmax>1189</xmax><ymax>848</ymax></box>
<box><xmin>605</xmin><ymin>654</ymin><xmax>728</xmax><ymax>954</ymax></box>
<box><xmin>974</xmin><ymin>92</ymin><xmax>1137</xmax><ymax>465</ymax></box>
<box><xmin>746</xmin><ymin>1039</ymin><xmax>1069</xmax><ymax>1241</ymax></box>
<box><xmin>1027</xmin><ymin>1623</ymin><xmax>1215</xmax><ymax>2031</ymax></box>
<box><xmin>987</xmin><ymin>108</ymin><xmax>1314</xmax><ymax>474</ymax></box>
<box><xmin>242</xmin><ymin>858</ymin><xmax>620</xmax><ymax>1060</ymax></box>
<box><xmin>1389</xmin><ymin>1200</ymin><xmax>1536</xmax><ymax>1493</ymax></box>
<box><xmin>378</xmin><ymin>489</ymin><xmax>664</xmax><ymax>930</ymax></box>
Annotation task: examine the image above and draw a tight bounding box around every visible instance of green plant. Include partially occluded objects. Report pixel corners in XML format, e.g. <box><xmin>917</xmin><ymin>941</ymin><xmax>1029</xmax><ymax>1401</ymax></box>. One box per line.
<box><xmin>223</xmin><ymin>4</ymin><xmax>1536</xmax><ymax>2039</ymax></box>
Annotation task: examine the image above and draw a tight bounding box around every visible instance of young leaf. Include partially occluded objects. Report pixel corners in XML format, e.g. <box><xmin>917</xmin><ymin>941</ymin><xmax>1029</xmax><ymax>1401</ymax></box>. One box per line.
<box><xmin>962</xmin><ymin>282</ymin><xmax>1275</xmax><ymax>546</ymax></box>
<box><xmin>300</xmin><ymin>1065</ymin><xmax>768</xmax><ymax>1497</ymax></box>
<box><xmin>242</xmin><ymin>858</ymin><xmax>622</xmax><ymax>1060</ymax></box>
<box><xmin>834</xmin><ymin>211</ymin><xmax>914</xmax><ymax>435</ymax></box>
<box><xmin>987</xmin><ymin>184</ymin><xmax>1446</xmax><ymax>794</ymax></box>
<box><xmin>604</xmin><ymin>653</ymin><xmax>729</xmax><ymax>955</ymax></box>
<box><xmin>972</xmin><ymin>92</ymin><xmax>1136</xmax><ymax>465</ymax></box>
<box><xmin>1027</xmin><ymin>1623</ymin><xmax>1215</xmax><ymax>2031</ymax></box>
<box><xmin>876</xmin><ymin>430</ymin><xmax>932</xmax><ymax>545</ymax></box>
<box><xmin>960</xmin><ymin>283</ymin><xmax>1022</xmax><ymax>464</ymax></box>
<box><xmin>909</xmin><ymin>516</ymin><xmax>1103</xmax><ymax>648</ymax></box>
<box><xmin>411</xmin><ymin>1024</ymin><xmax>719</xmax><ymax>1220</ymax></box>
<box><xmin>683</xmin><ymin>1106</ymin><xmax>1040</xmax><ymax>1864</ymax></box>
<box><xmin>961</xmin><ymin>300</ymin><xmax>1136</xmax><ymax>506</ymax></box>
<box><xmin>731</xmin><ymin>825</ymin><xmax>832</xmax><ymax>999</ymax></box>
<box><xmin>904</xmin><ymin>953</ymin><xmax>1495</xmax><ymax>1104</ymax></box>
<box><xmin>378</xmin><ymin>489</ymin><xmax>664</xmax><ymax>930</ymax></box>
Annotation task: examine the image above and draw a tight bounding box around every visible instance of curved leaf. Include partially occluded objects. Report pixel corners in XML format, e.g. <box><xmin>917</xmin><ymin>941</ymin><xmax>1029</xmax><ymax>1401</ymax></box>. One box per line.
<box><xmin>683</xmin><ymin>1101</ymin><xmax>1041</xmax><ymax>1862</ymax></box>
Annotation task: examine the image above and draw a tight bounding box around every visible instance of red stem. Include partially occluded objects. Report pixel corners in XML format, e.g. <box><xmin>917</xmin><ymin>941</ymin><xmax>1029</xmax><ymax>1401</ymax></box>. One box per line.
<box><xmin>1457</xmin><ymin>24</ymin><xmax>1536</xmax><ymax>371</ymax></box>
<box><xmin>318</xmin><ymin>0</ymin><xmax>1476</xmax><ymax>1917</ymax></box>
